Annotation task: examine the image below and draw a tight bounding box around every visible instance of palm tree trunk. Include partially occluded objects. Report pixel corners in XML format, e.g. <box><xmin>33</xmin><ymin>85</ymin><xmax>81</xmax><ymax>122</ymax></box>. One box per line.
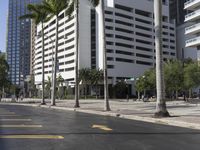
<box><xmin>189</xmin><ymin>89</ymin><xmax>192</xmax><ymax>99</ymax></box>
<box><xmin>176</xmin><ymin>90</ymin><xmax>178</xmax><ymax>100</ymax></box>
<box><xmin>154</xmin><ymin>0</ymin><xmax>169</xmax><ymax>117</ymax></box>
<box><xmin>137</xmin><ymin>91</ymin><xmax>140</xmax><ymax>100</ymax></box>
<box><xmin>99</xmin><ymin>0</ymin><xmax>110</xmax><ymax>111</ymax></box>
<box><xmin>41</xmin><ymin>22</ymin><xmax>46</xmax><ymax>105</ymax></box>
<box><xmin>51</xmin><ymin>16</ymin><xmax>59</xmax><ymax>106</ymax></box>
<box><xmin>96</xmin><ymin>84</ymin><xmax>98</xmax><ymax>99</ymax></box>
<box><xmin>74</xmin><ymin>0</ymin><xmax>80</xmax><ymax>108</ymax></box>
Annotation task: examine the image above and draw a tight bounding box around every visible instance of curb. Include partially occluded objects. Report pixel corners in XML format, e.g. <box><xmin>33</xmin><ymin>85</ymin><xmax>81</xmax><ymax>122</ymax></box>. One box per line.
<box><xmin>1</xmin><ymin>103</ymin><xmax>200</xmax><ymax>130</ymax></box>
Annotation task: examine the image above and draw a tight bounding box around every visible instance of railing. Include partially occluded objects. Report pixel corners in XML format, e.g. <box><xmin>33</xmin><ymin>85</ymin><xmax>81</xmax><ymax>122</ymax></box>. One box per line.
<box><xmin>184</xmin><ymin>0</ymin><xmax>196</xmax><ymax>8</ymax></box>
<box><xmin>185</xmin><ymin>22</ymin><xmax>200</xmax><ymax>33</ymax></box>
<box><xmin>185</xmin><ymin>9</ymin><xmax>200</xmax><ymax>20</ymax></box>
<box><xmin>186</xmin><ymin>36</ymin><xmax>200</xmax><ymax>47</ymax></box>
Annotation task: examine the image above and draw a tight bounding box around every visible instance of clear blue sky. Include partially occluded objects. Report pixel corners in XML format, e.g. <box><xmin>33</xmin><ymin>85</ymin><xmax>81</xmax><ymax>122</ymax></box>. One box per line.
<box><xmin>0</xmin><ymin>0</ymin><xmax>8</xmax><ymax>52</ymax></box>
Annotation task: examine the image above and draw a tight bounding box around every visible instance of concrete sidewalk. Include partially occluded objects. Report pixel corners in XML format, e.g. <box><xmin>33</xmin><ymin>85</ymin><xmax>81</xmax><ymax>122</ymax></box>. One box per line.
<box><xmin>1</xmin><ymin>98</ymin><xmax>200</xmax><ymax>130</ymax></box>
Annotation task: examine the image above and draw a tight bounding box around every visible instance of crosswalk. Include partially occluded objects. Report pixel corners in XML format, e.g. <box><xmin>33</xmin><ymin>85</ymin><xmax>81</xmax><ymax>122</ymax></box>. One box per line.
<box><xmin>0</xmin><ymin>107</ymin><xmax>64</xmax><ymax>139</ymax></box>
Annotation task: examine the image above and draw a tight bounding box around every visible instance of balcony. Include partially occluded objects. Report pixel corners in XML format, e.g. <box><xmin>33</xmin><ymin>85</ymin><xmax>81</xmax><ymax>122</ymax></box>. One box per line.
<box><xmin>185</xmin><ymin>22</ymin><xmax>200</xmax><ymax>35</ymax></box>
<box><xmin>185</xmin><ymin>36</ymin><xmax>200</xmax><ymax>47</ymax></box>
<box><xmin>185</xmin><ymin>9</ymin><xmax>200</xmax><ymax>22</ymax></box>
<box><xmin>184</xmin><ymin>0</ymin><xmax>200</xmax><ymax>10</ymax></box>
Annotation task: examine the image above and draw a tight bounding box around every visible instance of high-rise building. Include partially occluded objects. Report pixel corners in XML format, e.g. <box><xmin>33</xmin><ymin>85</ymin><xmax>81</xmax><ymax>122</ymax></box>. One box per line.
<box><xmin>169</xmin><ymin>0</ymin><xmax>197</xmax><ymax>60</ymax></box>
<box><xmin>6</xmin><ymin>0</ymin><xmax>41</xmax><ymax>85</ymax></box>
<box><xmin>169</xmin><ymin>0</ymin><xmax>187</xmax><ymax>25</ymax></box>
<box><xmin>30</xmin><ymin>20</ymin><xmax>37</xmax><ymax>75</ymax></box>
<box><xmin>184</xmin><ymin>0</ymin><xmax>200</xmax><ymax>61</ymax></box>
<box><xmin>33</xmin><ymin>0</ymin><xmax>176</xmax><ymax>93</ymax></box>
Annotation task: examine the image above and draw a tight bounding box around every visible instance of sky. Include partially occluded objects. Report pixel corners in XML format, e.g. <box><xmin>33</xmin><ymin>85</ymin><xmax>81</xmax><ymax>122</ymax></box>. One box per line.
<box><xmin>0</xmin><ymin>0</ymin><xmax>8</xmax><ymax>52</ymax></box>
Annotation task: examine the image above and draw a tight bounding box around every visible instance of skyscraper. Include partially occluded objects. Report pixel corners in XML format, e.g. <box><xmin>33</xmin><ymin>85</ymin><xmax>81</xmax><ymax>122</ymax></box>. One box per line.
<box><xmin>6</xmin><ymin>0</ymin><xmax>41</xmax><ymax>85</ymax></box>
<box><xmin>169</xmin><ymin>0</ymin><xmax>187</xmax><ymax>25</ymax></box>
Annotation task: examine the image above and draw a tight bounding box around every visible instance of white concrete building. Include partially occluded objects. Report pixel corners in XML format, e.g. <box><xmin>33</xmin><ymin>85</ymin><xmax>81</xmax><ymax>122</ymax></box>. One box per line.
<box><xmin>184</xmin><ymin>0</ymin><xmax>200</xmax><ymax>61</ymax></box>
<box><xmin>33</xmin><ymin>0</ymin><xmax>176</xmax><ymax>92</ymax></box>
<box><xmin>177</xmin><ymin>22</ymin><xmax>198</xmax><ymax>60</ymax></box>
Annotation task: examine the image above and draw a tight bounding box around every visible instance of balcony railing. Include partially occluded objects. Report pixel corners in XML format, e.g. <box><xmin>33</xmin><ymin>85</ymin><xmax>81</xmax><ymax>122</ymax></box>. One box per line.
<box><xmin>184</xmin><ymin>0</ymin><xmax>200</xmax><ymax>10</ymax></box>
<box><xmin>185</xmin><ymin>9</ymin><xmax>200</xmax><ymax>22</ymax></box>
<box><xmin>186</xmin><ymin>36</ymin><xmax>200</xmax><ymax>47</ymax></box>
<box><xmin>185</xmin><ymin>22</ymin><xmax>200</xmax><ymax>34</ymax></box>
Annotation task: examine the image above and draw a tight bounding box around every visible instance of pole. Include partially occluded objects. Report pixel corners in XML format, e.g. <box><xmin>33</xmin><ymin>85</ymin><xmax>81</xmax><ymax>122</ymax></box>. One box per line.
<box><xmin>41</xmin><ymin>23</ymin><xmax>45</xmax><ymax>105</ymax></box>
<box><xmin>51</xmin><ymin>16</ymin><xmax>59</xmax><ymax>106</ymax></box>
<box><xmin>100</xmin><ymin>0</ymin><xmax>110</xmax><ymax>111</ymax></box>
<box><xmin>154</xmin><ymin>0</ymin><xmax>169</xmax><ymax>117</ymax></box>
<box><xmin>74</xmin><ymin>0</ymin><xmax>80</xmax><ymax>108</ymax></box>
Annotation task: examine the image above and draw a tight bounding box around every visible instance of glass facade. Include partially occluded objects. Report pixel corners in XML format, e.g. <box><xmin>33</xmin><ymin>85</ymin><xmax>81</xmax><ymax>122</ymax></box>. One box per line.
<box><xmin>6</xmin><ymin>0</ymin><xmax>41</xmax><ymax>85</ymax></box>
<box><xmin>169</xmin><ymin>0</ymin><xmax>187</xmax><ymax>25</ymax></box>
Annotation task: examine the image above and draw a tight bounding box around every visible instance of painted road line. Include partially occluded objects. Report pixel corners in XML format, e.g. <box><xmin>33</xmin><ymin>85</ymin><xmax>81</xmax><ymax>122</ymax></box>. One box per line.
<box><xmin>0</xmin><ymin>115</ymin><xmax>20</xmax><ymax>117</ymax></box>
<box><xmin>0</xmin><ymin>135</ymin><xmax>64</xmax><ymax>139</ymax></box>
<box><xmin>0</xmin><ymin>112</ymin><xmax>16</xmax><ymax>115</ymax></box>
<box><xmin>0</xmin><ymin>125</ymin><xmax>43</xmax><ymax>128</ymax></box>
<box><xmin>92</xmin><ymin>125</ymin><xmax>113</xmax><ymax>131</ymax></box>
<box><xmin>0</xmin><ymin>119</ymin><xmax>32</xmax><ymax>121</ymax></box>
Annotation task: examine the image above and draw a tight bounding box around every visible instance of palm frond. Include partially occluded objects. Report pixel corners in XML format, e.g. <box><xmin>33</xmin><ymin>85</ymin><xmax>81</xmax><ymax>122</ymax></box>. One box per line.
<box><xmin>89</xmin><ymin>0</ymin><xmax>100</xmax><ymax>7</ymax></box>
<box><xmin>19</xmin><ymin>14</ymin><xmax>36</xmax><ymax>20</ymax></box>
<box><xmin>65</xmin><ymin>2</ymin><xmax>74</xmax><ymax>17</ymax></box>
<box><xmin>27</xmin><ymin>4</ymin><xmax>40</xmax><ymax>13</ymax></box>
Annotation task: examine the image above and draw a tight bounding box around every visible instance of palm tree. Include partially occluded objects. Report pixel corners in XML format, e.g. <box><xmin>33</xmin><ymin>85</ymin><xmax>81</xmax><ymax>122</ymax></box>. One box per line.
<box><xmin>90</xmin><ymin>69</ymin><xmax>103</xmax><ymax>99</ymax></box>
<box><xmin>20</xmin><ymin>4</ymin><xmax>49</xmax><ymax>105</ymax></box>
<box><xmin>98</xmin><ymin>0</ymin><xmax>110</xmax><ymax>111</ymax></box>
<box><xmin>0</xmin><ymin>54</ymin><xmax>9</xmax><ymax>101</ymax></box>
<box><xmin>79</xmin><ymin>68</ymin><xmax>91</xmax><ymax>99</ymax></box>
<box><xmin>66</xmin><ymin>0</ymin><xmax>100</xmax><ymax>107</ymax></box>
<box><xmin>66</xmin><ymin>0</ymin><xmax>80</xmax><ymax>107</ymax></box>
<box><xmin>57</xmin><ymin>74</ymin><xmax>64</xmax><ymax>99</ymax></box>
<box><xmin>42</xmin><ymin>0</ymin><xmax>70</xmax><ymax>106</ymax></box>
<box><xmin>45</xmin><ymin>76</ymin><xmax>52</xmax><ymax>98</ymax></box>
<box><xmin>154</xmin><ymin>0</ymin><xmax>169</xmax><ymax>117</ymax></box>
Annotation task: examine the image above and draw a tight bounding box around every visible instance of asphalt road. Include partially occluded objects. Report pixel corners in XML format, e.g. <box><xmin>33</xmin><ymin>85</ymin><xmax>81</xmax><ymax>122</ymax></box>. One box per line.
<box><xmin>0</xmin><ymin>104</ymin><xmax>200</xmax><ymax>150</ymax></box>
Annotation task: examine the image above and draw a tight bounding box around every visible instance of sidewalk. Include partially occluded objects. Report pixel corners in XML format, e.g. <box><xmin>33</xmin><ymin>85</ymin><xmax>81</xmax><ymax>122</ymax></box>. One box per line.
<box><xmin>1</xmin><ymin>98</ymin><xmax>200</xmax><ymax>130</ymax></box>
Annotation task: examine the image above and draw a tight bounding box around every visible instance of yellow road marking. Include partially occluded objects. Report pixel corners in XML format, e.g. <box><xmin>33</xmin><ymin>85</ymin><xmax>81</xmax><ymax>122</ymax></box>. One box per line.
<box><xmin>0</xmin><ymin>119</ymin><xmax>32</xmax><ymax>121</ymax></box>
<box><xmin>0</xmin><ymin>135</ymin><xmax>64</xmax><ymax>139</ymax></box>
<box><xmin>92</xmin><ymin>125</ymin><xmax>113</xmax><ymax>131</ymax></box>
<box><xmin>0</xmin><ymin>125</ymin><xmax>42</xmax><ymax>128</ymax></box>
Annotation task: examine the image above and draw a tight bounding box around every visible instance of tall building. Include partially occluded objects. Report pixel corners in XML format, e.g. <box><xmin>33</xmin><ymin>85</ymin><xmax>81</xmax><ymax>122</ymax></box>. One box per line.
<box><xmin>30</xmin><ymin>20</ymin><xmax>37</xmax><ymax>75</ymax></box>
<box><xmin>169</xmin><ymin>0</ymin><xmax>187</xmax><ymax>25</ymax></box>
<box><xmin>33</xmin><ymin>0</ymin><xmax>176</xmax><ymax>92</ymax></box>
<box><xmin>184</xmin><ymin>0</ymin><xmax>200</xmax><ymax>61</ymax></box>
<box><xmin>6</xmin><ymin>0</ymin><xmax>41</xmax><ymax>85</ymax></box>
<box><xmin>169</xmin><ymin>0</ymin><xmax>197</xmax><ymax>60</ymax></box>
